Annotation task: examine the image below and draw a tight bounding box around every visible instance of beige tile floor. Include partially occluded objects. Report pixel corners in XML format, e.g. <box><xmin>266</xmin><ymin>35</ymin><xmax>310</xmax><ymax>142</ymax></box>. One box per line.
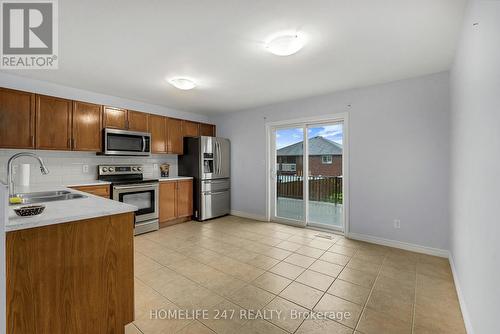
<box><xmin>126</xmin><ymin>215</ymin><xmax>466</xmax><ymax>334</ymax></box>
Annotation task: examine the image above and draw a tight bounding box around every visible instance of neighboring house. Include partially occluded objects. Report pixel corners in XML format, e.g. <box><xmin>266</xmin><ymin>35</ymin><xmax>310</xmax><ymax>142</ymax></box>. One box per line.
<box><xmin>277</xmin><ymin>136</ymin><xmax>343</xmax><ymax>176</ymax></box>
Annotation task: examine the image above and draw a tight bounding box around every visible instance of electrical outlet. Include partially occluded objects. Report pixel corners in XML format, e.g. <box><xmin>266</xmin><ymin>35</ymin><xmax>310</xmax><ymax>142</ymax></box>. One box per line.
<box><xmin>153</xmin><ymin>164</ymin><xmax>158</xmax><ymax>170</ymax></box>
<box><xmin>82</xmin><ymin>164</ymin><xmax>89</xmax><ymax>173</ymax></box>
<box><xmin>393</xmin><ymin>219</ymin><xmax>401</xmax><ymax>229</ymax></box>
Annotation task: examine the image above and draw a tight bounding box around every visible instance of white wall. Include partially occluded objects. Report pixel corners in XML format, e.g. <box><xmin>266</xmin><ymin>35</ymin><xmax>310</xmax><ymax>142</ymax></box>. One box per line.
<box><xmin>213</xmin><ymin>72</ymin><xmax>450</xmax><ymax>251</ymax></box>
<box><xmin>0</xmin><ymin>72</ymin><xmax>209</xmax><ymax>123</ymax></box>
<box><xmin>449</xmin><ymin>1</ymin><xmax>500</xmax><ymax>333</ymax></box>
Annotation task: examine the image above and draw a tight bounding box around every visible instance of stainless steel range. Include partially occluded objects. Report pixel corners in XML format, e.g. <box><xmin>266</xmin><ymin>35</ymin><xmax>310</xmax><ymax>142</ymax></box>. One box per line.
<box><xmin>98</xmin><ymin>164</ymin><xmax>159</xmax><ymax>235</ymax></box>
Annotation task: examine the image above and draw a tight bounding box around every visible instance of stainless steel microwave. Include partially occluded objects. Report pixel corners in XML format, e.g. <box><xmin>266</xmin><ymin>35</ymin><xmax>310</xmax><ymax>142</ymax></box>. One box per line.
<box><xmin>101</xmin><ymin>128</ymin><xmax>151</xmax><ymax>156</ymax></box>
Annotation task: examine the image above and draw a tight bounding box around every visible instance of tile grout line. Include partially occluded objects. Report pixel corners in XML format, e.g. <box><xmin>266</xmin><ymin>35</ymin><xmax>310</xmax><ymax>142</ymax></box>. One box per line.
<box><xmin>352</xmin><ymin>252</ymin><xmax>387</xmax><ymax>333</ymax></box>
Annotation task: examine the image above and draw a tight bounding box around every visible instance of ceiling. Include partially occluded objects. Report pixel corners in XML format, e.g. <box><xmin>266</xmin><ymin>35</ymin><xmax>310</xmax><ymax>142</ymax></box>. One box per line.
<box><xmin>3</xmin><ymin>0</ymin><xmax>466</xmax><ymax>115</ymax></box>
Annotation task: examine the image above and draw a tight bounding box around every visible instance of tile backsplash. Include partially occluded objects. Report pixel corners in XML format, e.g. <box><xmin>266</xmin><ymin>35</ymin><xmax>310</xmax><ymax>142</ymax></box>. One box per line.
<box><xmin>0</xmin><ymin>149</ymin><xmax>178</xmax><ymax>186</ymax></box>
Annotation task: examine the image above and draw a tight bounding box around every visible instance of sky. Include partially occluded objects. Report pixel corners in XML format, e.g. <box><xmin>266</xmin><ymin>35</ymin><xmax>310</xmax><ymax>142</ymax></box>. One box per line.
<box><xmin>276</xmin><ymin>124</ymin><xmax>343</xmax><ymax>149</ymax></box>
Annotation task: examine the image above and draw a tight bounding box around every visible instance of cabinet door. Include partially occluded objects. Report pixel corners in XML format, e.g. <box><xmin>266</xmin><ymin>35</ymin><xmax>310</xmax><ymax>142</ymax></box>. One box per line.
<box><xmin>103</xmin><ymin>106</ymin><xmax>127</xmax><ymax>129</ymax></box>
<box><xmin>159</xmin><ymin>181</ymin><xmax>177</xmax><ymax>222</ymax></box>
<box><xmin>127</xmin><ymin>110</ymin><xmax>149</xmax><ymax>132</ymax></box>
<box><xmin>36</xmin><ymin>95</ymin><xmax>72</xmax><ymax>150</ymax></box>
<box><xmin>0</xmin><ymin>88</ymin><xmax>35</xmax><ymax>148</ymax></box>
<box><xmin>149</xmin><ymin>114</ymin><xmax>167</xmax><ymax>153</ymax></box>
<box><xmin>166</xmin><ymin>118</ymin><xmax>183</xmax><ymax>154</ymax></box>
<box><xmin>182</xmin><ymin>120</ymin><xmax>199</xmax><ymax>137</ymax></box>
<box><xmin>199</xmin><ymin>123</ymin><xmax>216</xmax><ymax>137</ymax></box>
<box><xmin>176</xmin><ymin>180</ymin><xmax>193</xmax><ymax>218</ymax></box>
<box><xmin>72</xmin><ymin>101</ymin><xmax>102</xmax><ymax>151</ymax></box>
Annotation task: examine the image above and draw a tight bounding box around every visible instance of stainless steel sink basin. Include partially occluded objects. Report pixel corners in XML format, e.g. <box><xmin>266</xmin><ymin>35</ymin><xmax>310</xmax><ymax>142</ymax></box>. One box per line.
<box><xmin>10</xmin><ymin>190</ymin><xmax>88</xmax><ymax>205</ymax></box>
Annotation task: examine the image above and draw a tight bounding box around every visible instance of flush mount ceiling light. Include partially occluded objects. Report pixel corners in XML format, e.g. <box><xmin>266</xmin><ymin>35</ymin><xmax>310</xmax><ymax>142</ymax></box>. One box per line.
<box><xmin>167</xmin><ymin>77</ymin><xmax>197</xmax><ymax>90</ymax></box>
<box><xmin>265</xmin><ymin>32</ymin><xmax>306</xmax><ymax>56</ymax></box>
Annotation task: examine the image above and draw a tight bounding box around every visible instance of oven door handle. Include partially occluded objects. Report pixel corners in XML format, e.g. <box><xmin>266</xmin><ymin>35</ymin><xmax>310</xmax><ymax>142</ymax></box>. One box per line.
<box><xmin>142</xmin><ymin>136</ymin><xmax>146</xmax><ymax>152</ymax></box>
<box><xmin>113</xmin><ymin>184</ymin><xmax>157</xmax><ymax>190</ymax></box>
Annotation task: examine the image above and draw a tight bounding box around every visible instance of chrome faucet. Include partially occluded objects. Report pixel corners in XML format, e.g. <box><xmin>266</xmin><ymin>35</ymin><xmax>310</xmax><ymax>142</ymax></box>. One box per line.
<box><xmin>7</xmin><ymin>152</ymin><xmax>49</xmax><ymax>198</ymax></box>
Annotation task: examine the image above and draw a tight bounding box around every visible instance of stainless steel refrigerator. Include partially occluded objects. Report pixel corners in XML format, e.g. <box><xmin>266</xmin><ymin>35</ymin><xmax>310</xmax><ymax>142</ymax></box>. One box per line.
<box><xmin>179</xmin><ymin>136</ymin><xmax>230</xmax><ymax>221</ymax></box>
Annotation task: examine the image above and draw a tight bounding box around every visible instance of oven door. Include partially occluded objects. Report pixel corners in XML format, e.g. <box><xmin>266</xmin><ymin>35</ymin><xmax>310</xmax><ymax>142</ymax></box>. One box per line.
<box><xmin>104</xmin><ymin>128</ymin><xmax>151</xmax><ymax>156</ymax></box>
<box><xmin>113</xmin><ymin>183</ymin><xmax>158</xmax><ymax>222</ymax></box>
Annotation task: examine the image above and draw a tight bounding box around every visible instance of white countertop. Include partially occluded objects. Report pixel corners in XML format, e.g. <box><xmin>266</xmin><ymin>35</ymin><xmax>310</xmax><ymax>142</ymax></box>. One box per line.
<box><xmin>65</xmin><ymin>180</ymin><xmax>112</xmax><ymax>187</ymax></box>
<box><xmin>6</xmin><ymin>184</ymin><xmax>137</xmax><ymax>233</ymax></box>
<box><xmin>158</xmin><ymin>176</ymin><xmax>193</xmax><ymax>181</ymax></box>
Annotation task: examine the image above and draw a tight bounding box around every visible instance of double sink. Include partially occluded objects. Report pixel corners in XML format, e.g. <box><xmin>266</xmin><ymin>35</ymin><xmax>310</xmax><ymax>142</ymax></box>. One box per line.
<box><xmin>10</xmin><ymin>190</ymin><xmax>87</xmax><ymax>205</ymax></box>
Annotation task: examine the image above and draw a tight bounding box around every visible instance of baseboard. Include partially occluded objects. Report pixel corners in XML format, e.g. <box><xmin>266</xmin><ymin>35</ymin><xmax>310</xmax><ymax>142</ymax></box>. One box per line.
<box><xmin>230</xmin><ymin>210</ymin><xmax>269</xmax><ymax>222</ymax></box>
<box><xmin>346</xmin><ymin>232</ymin><xmax>449</xmax><ymax>258</ymax></box>
<box><xmin>449</xmin><ymin>253</ymin><xmax>474</xmax><ymax>334</ymax></box>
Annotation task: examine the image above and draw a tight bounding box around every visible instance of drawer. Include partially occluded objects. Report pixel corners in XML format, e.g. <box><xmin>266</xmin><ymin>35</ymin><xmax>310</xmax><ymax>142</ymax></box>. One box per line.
<box><xmin>70</xmin><ymin>185</ymin><xmax>110</xmax><ymax>198</ymax></box>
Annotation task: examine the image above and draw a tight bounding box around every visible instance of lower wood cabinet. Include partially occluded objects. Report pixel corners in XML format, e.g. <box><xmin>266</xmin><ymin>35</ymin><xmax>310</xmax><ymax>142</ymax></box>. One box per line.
<box><xmin>159</xmin><ymin>179</ymin><xmax>193</xmax><ymax>225</ymax></box>
<box><xmin>69</xmin><ymin>184</ymin><xmax>110</xmax><ymax>198</ymax></box>
<box><xmin>6</xmin><ymin>213</ymin><xmax>135</xmax><ymax>334</ymax></box>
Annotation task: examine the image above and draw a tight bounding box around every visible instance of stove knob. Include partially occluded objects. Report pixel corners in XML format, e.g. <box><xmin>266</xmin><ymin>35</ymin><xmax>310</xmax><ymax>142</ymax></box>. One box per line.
<box><xmin>138</xmin><ymin>167</ymin><xmax>143</xmax><ymax>172</ymax></box>
<box><xmin>102</xmin><ymin>167</ymin><xmax>108</xmax><ymax>172</ymax></box>
<box><xmin>108</xmin><ymin>167</ymin><xmax>115</xmax><ymax>172</ymax></box>
<box><xmin>132</xmin><ymin>167</ymin><xmax>137</xmax><ymax>171</ymax></box>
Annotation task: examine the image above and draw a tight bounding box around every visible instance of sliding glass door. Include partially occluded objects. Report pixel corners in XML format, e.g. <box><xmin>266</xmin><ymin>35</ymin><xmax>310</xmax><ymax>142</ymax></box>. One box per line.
<box><xmin>270</xmin><ymin>120</ymin><xmax>345</xmax><ymax>232</ymax></box>
<box><xmin>306</xmin><ymin>123</ymin><xmax>344</xmax><ymax>230</ymax></box>
<box><xmin>273</xmin><ymin>126</ymin><xmax>306</xmax><ymax>226</ymax></box>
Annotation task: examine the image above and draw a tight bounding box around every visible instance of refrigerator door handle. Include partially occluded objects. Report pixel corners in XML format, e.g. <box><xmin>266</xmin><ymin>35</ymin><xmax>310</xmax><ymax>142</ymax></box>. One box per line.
<box><xmin>216</xmin><ymin>141</ymin><xmax>221</xmax><ymax>175</ymax></box>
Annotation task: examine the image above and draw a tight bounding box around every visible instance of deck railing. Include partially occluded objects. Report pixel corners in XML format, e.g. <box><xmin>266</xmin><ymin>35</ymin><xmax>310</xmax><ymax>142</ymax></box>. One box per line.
<box><xmin>277</xmin><ymin>175</ymin><xmax>343</xmax><ymax>204</ymax></box>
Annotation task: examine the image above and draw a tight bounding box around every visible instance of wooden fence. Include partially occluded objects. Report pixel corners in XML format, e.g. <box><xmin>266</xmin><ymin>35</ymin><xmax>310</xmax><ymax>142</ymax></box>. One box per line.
<box><xmin>277</xmin><ymin>175</ymin><xmax>343</xmax><ymax>204</ymax></box>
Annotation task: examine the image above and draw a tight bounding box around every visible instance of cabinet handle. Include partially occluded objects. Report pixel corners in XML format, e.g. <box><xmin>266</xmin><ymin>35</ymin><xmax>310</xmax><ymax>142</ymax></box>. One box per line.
<box><xmin>30</xmin><ymin>135</ymin><xmax>34</xmax><ymax>147</ymax></box>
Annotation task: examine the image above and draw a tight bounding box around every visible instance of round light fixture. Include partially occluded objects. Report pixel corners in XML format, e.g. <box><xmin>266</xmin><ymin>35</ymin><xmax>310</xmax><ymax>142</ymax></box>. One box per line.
<box><xmin>167</xmin><ymin>77</ymin><xmax>197</xmax><ymax>90</ymax></box>
<box><xmin>265</xmin><ymin>33</ymin><xmax>306</xmax><ymax>56</ymax></box>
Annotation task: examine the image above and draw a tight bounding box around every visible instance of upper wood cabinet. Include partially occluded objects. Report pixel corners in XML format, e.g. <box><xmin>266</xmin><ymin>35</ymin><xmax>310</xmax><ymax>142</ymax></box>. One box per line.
<box><xmin>0</xmin><ymin>88</ymin><xmax>35</xmax><ymax>149</ymax></box>
<box><xmin>182</xmin><ymin>120</ymin><xmax>199</xmax><ymax>137</ymax></box>
<box><xmin>103</xmin><ymin>106</ymin><xmax>127</xmax><ymax>129</ymax></box>
<box><xmin>149</xmin><ymin>114</ymin><xmax>167</xmax><ymax>154</ymax></box>
<box><xmin>127</xmin><ymin>110</ymin><xmax>149</xmax><ymax>132</ymax></box>
<box><xmin>36</xmin><ymin>95</ymin><xmax>72</xmax><ymax>150</ymax></box>
<box><xmin>199</xmin><ymin>123</ymin><xmax>216</xmax><ymax>137</ymax></box>
<box><xmin>166</xmin><ymin>118</ymin><xmax>184</xmax><ymax>155</ymax></box>
<box><xmin>72</xmin><ymin>101</ymin><xmax>102</xmax><ymax>151</ymax></box>
<box><xmin>103</xmin><ymin>107</ymin><xmax>150</xmax><ymax>132</ymax></box>
<box><xmin>0</xmin><ymin>86</ymin><xmax>216</xmax><ymax>155</ymax></box>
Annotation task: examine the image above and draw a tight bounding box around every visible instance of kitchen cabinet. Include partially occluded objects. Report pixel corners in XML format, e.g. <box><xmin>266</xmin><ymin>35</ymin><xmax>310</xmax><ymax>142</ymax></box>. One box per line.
<box><xmin>36</xmin><ymin>95</ymin><xmax>72</xmax><ymax>150</ymax></box>
<box><xmin>159</xmin><ymin>181</ymin><xmax>177</xmax><ymax>222</ymax></box>
<box><xmin>0</xmin><ymin>86</ymin><xmax>217</xmax><ymax>155</ymax></box>
<box><xmin>127</xmin><ymin>110</ymin><xmax>149</xmax><ymax>132</ymax></box>
<box><xmin>103</xmin><ymin>106</ymin><xmax>128</xmax><ymax>129</ymax></box>
<box><xmin>166</xmin><ymin>117</ymin><xmax>184</xmax><ymax>154</ymax></box>
<box><xmin>0</xmin><ymin>88</ymin><xmax>35</xmax><ymax>149</ymax></box>
<box><xmin>104</xmin><ymin>107</ymin><xmax>149</xmax><ymax>133</ymax></box>
<box><xmin>199</xmin><ymin>123</ymin><xmax>216</xmax><ymax>137</ymax></box>
<box><xmin>6</xmin><ymin>212</ymin><xmax>134</xmax><ymax>334</ymax></box>
<box><xmin>69</xmin><ymin>184</ymin><xmax>110</xmax><ymax>198</ymax></box>
<box><xmin>183</xmin><ymin>120</ymin><xmax>199</xmax><ymax>137</ymax></box>
<box><xmin>176</xmin><ymin>179</ymin><xmax>193</xmax><ymax>217</ymax></box>
<box><xmin>72</xmin><ymin>101</ymin><xmax>102</xmax><ymax>151</ymax></box>
<box><xmin>149</xmin><ymin>114</ymin><xmax>167</xmax><ymax>153</ymax></box>
<box><xmin>159</xmin><ymin>179</ymin><xmax>193</xmax><ymax>225</ymax></box>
